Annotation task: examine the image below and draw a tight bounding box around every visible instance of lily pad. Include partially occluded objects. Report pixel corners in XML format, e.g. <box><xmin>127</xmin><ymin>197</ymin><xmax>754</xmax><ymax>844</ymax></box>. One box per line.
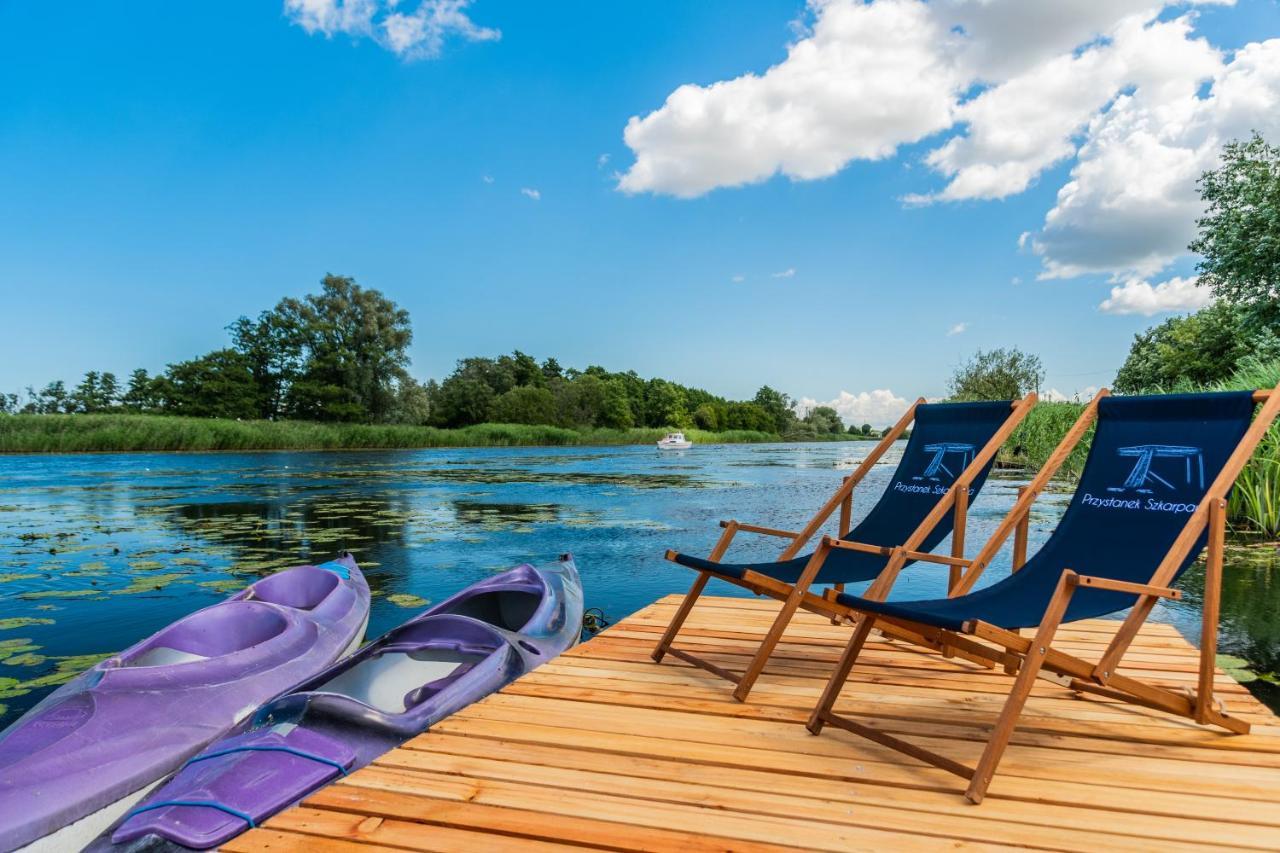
<box><xmin>386</xmin><ymin>593</ymin><xmax>429</xmax><ymax>608</ymax></box>
<box><xmin>128</xmin><ymin>560</ymin><xmax>166</xmax><ymax>571</ymax></box>
<box><xmin>0</xmin><ymin>573</ymin><xmax>38</xmax><ymax>584</ymax></box>
<box><xmin>2</xmin><ymin>653</ymin><xmax>46</xmax><ymax>667</ymax></box>
<box><xmin>18</xmin><ymin>590</ymin><xmax>102</xmax><ymax>600</ymax></box>
<box><xmin>197</xmin><ymin>579</ymin><xmax>243</xmax><ymax>594</ymax></box>
<box><xmin>0</xmin><ymin>677</ymin><xmax>28</xmax><ymax>699</ymax></box>
<box><xmin>1216</xmin><ymin>654</ymin><xmax>1258</xmax><ymax>684</ymax></box>
<box><xmin>0</xmin><ymin>618</ymin><xmax>54</xmax><ymax>631</ymax></box>
<box><xmin>112</xmin><ymin>573</ymin><xmax>187</xmax><ymax>595</ymax></box>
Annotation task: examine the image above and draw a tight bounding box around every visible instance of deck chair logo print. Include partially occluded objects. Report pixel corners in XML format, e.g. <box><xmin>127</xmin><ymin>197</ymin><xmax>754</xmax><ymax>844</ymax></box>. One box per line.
<box><xmin>1107</xmin><ymin>445</ymin><xmax>1205</xmax><ymax>495</ymax></box>
<box><xmin>912</xmin><ymin>442</ymin><xmax>976</xmax><ymax>483</ymax></box>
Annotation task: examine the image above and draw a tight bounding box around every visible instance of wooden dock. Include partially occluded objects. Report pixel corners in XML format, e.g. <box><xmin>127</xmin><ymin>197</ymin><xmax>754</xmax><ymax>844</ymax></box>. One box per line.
<box><xmin>229</xmin><ymin>594</ymin><xmax>1280</xmax><ymax>852</ymax></box>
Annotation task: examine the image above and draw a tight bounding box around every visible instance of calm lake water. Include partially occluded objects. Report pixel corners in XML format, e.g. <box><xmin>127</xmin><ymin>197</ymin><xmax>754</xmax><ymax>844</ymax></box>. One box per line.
<box><xmin>2</xmin><ymin>441</ymin><xmax>1278</xmax><ymax>724</ymax></box>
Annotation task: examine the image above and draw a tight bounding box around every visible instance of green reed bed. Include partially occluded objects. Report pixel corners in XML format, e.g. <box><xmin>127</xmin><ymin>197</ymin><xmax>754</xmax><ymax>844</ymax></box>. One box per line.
<box><xmin>0</xmin><ymin>414</ymin><xmax>776</xmax><ymax>454</ymax></box>
<box><xmin>1004</xmin><ymin>357</ymin><xmax>1280</xmax><ymax>537</ymax></box>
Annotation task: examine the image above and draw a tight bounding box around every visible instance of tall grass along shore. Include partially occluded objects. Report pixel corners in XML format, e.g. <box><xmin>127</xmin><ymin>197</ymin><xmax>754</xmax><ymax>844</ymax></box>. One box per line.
<box><xmin>0</xmin><ymin>415</ymin><xmax>776</xmax><ymax>454</ymax></box>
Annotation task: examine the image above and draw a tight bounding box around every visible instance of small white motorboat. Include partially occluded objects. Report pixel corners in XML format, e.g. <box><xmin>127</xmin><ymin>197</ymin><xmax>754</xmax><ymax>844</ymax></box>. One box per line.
<box><xmin>657</xmin><ymin>431</ymin><xmax>692</xmax><ymax>450</ymax></box>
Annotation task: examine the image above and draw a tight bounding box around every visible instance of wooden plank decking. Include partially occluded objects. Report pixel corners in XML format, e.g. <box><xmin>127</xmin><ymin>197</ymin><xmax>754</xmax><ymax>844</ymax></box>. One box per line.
<box><xmin>229</xmin><ymin>595</ymin><xmax>1280</xmax><ymax>852</ymax></box>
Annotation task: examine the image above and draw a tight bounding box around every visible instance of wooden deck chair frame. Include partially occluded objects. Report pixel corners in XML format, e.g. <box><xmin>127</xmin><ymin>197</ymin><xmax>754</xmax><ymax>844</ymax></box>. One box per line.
<box><xmin>804</xmin><ymin>384</ymin><xmax>1280</xmax><ymax>804</ymax></box>
<box><xmin>651</xmin><ymin>394</ymin><xmax>1037</xmax><ymax>702</ymax></box>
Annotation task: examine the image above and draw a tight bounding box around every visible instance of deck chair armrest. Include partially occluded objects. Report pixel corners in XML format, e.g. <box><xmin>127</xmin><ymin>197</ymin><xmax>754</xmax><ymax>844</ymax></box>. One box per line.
<box><xmin>824</xmin><ymin>537</ymin><xmax>972</xmax><ymax>568</ymax></box>
<box><xmin>721</xmin><ymin>520</ymin><xmax>800</xmax><ymax>539</ymax></box>
<box><xmin>1067</xmin><ymin>573</ymin><xmax>1182</xmax><ymax>601</ymax></box>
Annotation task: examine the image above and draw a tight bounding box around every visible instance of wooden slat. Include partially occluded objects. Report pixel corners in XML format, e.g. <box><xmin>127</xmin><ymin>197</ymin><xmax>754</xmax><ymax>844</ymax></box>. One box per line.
<box><xmin>236</xmin><ymin>595</ymin><xmax>1280</xmax><ymax>852</ymax></box>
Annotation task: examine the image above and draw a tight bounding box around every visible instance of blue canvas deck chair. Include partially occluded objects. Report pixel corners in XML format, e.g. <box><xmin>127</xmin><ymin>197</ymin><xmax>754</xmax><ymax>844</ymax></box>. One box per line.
<box><xmin>806</xmin><ymin>386</ymin><xmax>1280</xmax><ymax>804</ymax></box>
<box><xmin>652</xmin><ymin>396</ymin><xmax>1036</xmax><ymax>701</ymax></box>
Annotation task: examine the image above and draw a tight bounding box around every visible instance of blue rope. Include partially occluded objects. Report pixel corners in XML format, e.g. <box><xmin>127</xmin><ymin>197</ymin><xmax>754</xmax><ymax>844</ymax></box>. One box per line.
<box><xmin>183</xmin><ymin>744</ymin><xmax>349</xmax><ymax>776</ymax></box>
<box><xmin>125</xmin><ymin>799</ymin><xmax>256</xmax><ymax>828</ymax></box>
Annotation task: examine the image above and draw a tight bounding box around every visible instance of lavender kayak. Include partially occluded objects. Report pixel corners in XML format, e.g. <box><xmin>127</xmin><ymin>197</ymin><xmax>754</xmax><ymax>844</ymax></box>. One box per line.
<box><xmin>0</xmin><ymin>555</ymin><xmax>370</xmax><ymax>852</ymax></box>
<box><xmin>110</xmin><ymin>554</ymin><xmax>582</xmax><ymax>850</ymax></box>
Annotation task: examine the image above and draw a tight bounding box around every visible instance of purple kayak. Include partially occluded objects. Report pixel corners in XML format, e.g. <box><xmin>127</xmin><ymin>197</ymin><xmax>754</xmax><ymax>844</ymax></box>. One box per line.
<box><xmin>0</xmin><ymin>555</ymin><xmax>370</xmax><ymax>852</ymax></box>
<box><xmin>110</xmin><ymin>555</ymin><xmax>582</xmax><ymax>850</ymax></box>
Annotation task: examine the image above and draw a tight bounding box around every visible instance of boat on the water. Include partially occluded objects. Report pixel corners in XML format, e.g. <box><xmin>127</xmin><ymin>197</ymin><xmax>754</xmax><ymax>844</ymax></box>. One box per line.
<box><xmin>109</xmin><ymin>555</ymin><xmax>583</xmax><ymax>851</ymax></box>
<box><xmin>0</xmin><ymin>555</ymin><xmax>370</xmax><ymax>853</ymax></box>
<box><xmin>657</xmin><ymin>431</ymin><xmax>692</xmax><ymax>450</ymax></box>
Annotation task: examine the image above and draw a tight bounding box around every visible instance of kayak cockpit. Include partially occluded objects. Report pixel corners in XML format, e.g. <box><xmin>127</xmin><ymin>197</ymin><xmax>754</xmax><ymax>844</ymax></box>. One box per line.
<box><xmin>300</xmin><ymin>615</ymin><xmax>507</xmax><ymax>715</ymax></box>
<box><xmin>435</xmin><ymin>584</ymin><xmax>544</xmax><ymax>631</ymax></box>
<box><xmin>117</xmin><ymin>602</ymin><xmax>290</xmax><ymax>668</ymax></box>
<box><xmin>317</xmin><ymin>645</ymin><xmax>492</xmax><ymax>714</ymax></box>
<box><xmin>244</xmin><ymin>565</ymin><xmax>342</xmax><ymax>610</ymax></box>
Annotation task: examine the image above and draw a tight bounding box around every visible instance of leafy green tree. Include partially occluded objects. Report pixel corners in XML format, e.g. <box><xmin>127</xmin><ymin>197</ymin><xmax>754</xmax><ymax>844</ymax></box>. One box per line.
<box><xmin>804</xmin><ymin>405</ymin><xmax>844</xmax><ymax>434</ymax></box>
<box><xmin>431</xmin><ymin>377</ymin><xmax>495</xmax><ymax>427</ymax></box>
<box><xmin>388</xmin><ymin>377</ymin><xmax>432</xmax><ymax>425</ymax></box>
<box><xmin>229</xmin><ymin>310</ymin><xmax>304</xmax><ymax>419</ymax></box>
<box><xmin>493</xmin><ymin>385</ymin><xmax>557</xmax><ymax>424</ymax></box>
<box><xmin>598</xmin><ymin>379</ymin><xmax>635</xmax><ymax>429</ymax></box>
<box><xmin>1112</xmin><ymin>302</ymin><xmax>1279</xmax><ymax>392</ymax></box>
<box><xmin>860</xmin><ymin>423</ymin><xmax>873</xmax><ymax>435</ymax></box>
<box><xmin>692</xmin><ymin>403</ymin><xmax>724</xmax><ymax>431</ymax></box>
<box><xmin>541</xmin><ymin>357</ymin><xmax>563</xmax><ymax>381</ymax></box>
<box><xmin>725</xmin><ymin>401</ymin><xmax>775</xmax><ymax>432</ymax></box>
<box><xmin>554</xmin><ymin>374</ymin><xmax>610</xmax><ymax>427</ymax></box>
<box><xmin>71</xmin><ymin>372</ymin><xmax>103</xmax><ymax>413</ymax></box>
<box><xmin>1190</xmin><ymin>133</ymin><xmax>1280</xmax><ymax>327</ymax></box>
<box><xmin>161</xmin><ymin>350</ymin><xmax>262</xmax><ymax>419</ymax></box>
<box><xmin>501</xmin><ymin>351</ymin><xmax>544</xmax><ymax>388</ymax></box>
<box><xmin>452</xmin><ymin>356</ymin><xmax>516</xmax><ymax>397</ymax></box>
<box><xmin>644</xmin><ymin>379</ymin><xmax>688</xmax><ymax>428</ymax></box>
<box><xmin>279</xmin><ymin>275</ymin><xmax>413</xmax><ymax>422</ymax></box>
<box><xmin>37</xmin><ymin>381</ymin><xmax>69</xmax><ymax>414</ymax></box>
<box><xmin>121</xmin><ymin>369</ymin><xmax>162</xmax><ymax>413</ymax></box>
<box><xmin>752</xmin><ymin>386</ymin><xmax>798</xmax><ymax>434</ymax></box>
<box><xmin>948</xmin><ymin>348</ymin><xmax>1043</xmax><ymax>401</ymax></box>
<box><xmin>99</xmin><ymin>372</ymin><xmax>119</xmax><ymax>408</ymax></box>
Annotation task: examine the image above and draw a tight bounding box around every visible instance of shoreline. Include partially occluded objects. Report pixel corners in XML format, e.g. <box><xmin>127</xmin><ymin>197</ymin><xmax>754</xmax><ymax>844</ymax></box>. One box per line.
<box><xmin>0</xmin><ymin>414</ymin><xmax>879</xmax><ymax>455</ymax></box>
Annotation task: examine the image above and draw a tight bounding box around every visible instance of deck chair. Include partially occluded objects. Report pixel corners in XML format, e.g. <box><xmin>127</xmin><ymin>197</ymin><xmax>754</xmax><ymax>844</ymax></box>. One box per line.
<box><xmin>652</xmin><ymin>396</ymin><xmax>1035</xmax><ymax>701</ymax></box>
<box><xmin>806</xmin><ymin>386</ymin><xmax>1280</xmax><ymax>804</ymax></box>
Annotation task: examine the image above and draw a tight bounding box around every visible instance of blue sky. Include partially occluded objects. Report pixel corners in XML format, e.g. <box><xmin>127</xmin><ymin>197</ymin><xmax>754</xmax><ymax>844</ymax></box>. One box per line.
<box><xmin>2</xmin><ymin>1</ymin><xmax>1278</xmax><ymax>423</ymax></box>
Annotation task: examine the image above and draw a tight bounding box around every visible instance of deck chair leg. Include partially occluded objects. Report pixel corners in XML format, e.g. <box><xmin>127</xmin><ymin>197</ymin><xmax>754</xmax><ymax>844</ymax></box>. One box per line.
<box><xmin>652</xmin><ymin>571</ymin><xmax>710</xmax><ymax>664</ymax></box>
<box><xmin>733</xmin><ymin>548</ymin><xmax>829</xmax><ymax>702</ymax></box>
<box><xmin>966</xmin><ymin>573</ymin><xmax>1074</xmax><ymax>804</ymax></box>
<box><xmin>808</xmin><ymin>615</ymin><xmax>877</xmax><ymax>735</ymax></box>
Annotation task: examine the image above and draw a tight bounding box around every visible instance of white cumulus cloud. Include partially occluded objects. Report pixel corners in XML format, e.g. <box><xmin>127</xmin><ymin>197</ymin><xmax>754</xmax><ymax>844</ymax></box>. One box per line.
<box><xmin>520</xmin><ymin>187</ymin><xmax>541</xmax><ymax>201</ymax></box>
<box><xmin>946</xmin><ymin>322</ymin><xmax>967</xmax><ymax>336</ymax></box>
<box><xmin>618</xmin><ymin>0</ymin><xmax>961</xmax><ymax>198</ymax></box>
<box><xmin>283</xmin><ymin>0</ymin><xmax>499</xmax><ymax>60</ymax></box>
<box><xmin>797</xmin><ymin>389</ymin><xmax>911</xmax><ymax>429</ymax></box>
<box><xmin>1032</xmin><ymin>37</ymin><xmax>1280</xmax><ymax>280</ymax></box>
<box><xmin>772</xmin><ymin>268</ymin><xmax>796</xmax><ymax>279</ymax></box>
<box><xmin>617</xmin><ymin>0</ymin><xmax>1279</xmax><ymax>288</ymax></box>
<box><xmin>1098</xmin><ymin>275</ymin><xmax>1213</xmax><ymax>316</ymax></box>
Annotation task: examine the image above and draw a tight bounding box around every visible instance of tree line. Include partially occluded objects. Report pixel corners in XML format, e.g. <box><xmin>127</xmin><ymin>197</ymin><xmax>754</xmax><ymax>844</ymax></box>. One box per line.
<box><xmin>2</xmin><ymin>274</ymin><xmax>872</xmax><ymax>437</ymax></box>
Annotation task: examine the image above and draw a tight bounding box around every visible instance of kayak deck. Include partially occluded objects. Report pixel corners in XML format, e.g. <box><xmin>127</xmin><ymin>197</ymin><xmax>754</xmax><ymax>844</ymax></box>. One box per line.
<box><xmin>226</xmin><ymin>594</ymin><xmax>1280</xmax><ymax>852</ymax></box>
